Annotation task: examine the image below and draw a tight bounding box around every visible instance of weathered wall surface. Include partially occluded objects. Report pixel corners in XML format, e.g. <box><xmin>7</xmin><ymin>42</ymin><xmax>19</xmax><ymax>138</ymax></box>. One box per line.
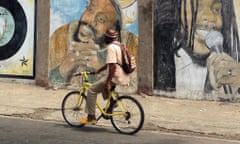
<box><xmin>0</xmin><ymin>0</ymin><xmax>36</xmax><ymax>78</ymax></box>
<box><xmin>48</xmin><ymin>0</ymin><xmax>139</xmax><ymax>93</ymax></box>
<box><xmin>138</xmin><ymin>0</ymin><xmax>154</xmax><ymax>95</ymax></box>
<box><xmin>35</xmin><ymin>0</ymin><xmax>50</xmax><ymax>86</ymax></box>
<box><xmin>153</xmin><ymin>0</ymin><xmax>240</xmax><ymax>101</ymax></box>
<box><xmin>3</xmin><ymin>0</ymin><xmax>240</xmax><ymax>102</ymax></box>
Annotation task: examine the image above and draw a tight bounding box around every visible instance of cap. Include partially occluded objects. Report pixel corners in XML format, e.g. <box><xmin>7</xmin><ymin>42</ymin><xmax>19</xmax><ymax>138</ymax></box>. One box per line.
<box><xmin>105</xmin><ymin>29</ymin><xmax>118</xmax><ymax>38</ymax></box>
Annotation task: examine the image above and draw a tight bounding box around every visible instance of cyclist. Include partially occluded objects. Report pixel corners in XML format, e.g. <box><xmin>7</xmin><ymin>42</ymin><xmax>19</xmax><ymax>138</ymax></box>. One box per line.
<box><xmin>80</xmin><ymin>29</ymin><xmax>130</xmax><ymax>124</ymax></box>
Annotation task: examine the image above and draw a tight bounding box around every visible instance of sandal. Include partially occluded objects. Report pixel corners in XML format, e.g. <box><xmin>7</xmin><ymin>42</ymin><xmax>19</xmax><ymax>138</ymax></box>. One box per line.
<box><xmin>80</xmin><ymin>115</ymin><xmax>96</xmax><ymax>125</ymax></box>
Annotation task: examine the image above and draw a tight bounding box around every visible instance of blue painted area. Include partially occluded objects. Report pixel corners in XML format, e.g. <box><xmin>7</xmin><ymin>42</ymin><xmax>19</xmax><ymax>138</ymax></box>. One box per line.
<box><xmin>50</xmin><ymin>0</ymin><xmax>138</xmax><ymax>35</ymax></box>
<box><xmin>124</xmin><ymin>17</ymin><xmax>139</xmax><ymax>36</ymax></box>
<box><xmin>51</xmin><ymin>0</ymin><xmax>87</xmax><ymax>23</ymax></box>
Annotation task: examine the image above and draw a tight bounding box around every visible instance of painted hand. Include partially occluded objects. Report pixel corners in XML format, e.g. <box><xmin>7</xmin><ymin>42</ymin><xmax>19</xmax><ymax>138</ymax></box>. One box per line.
<box><xmin>207</xmin><ymin>52</ymin><xmax>240</xmax><ymax>89</ymax></box>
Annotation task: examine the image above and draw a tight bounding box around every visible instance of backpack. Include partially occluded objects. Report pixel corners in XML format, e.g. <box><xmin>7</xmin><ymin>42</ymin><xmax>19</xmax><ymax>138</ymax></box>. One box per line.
<box><xmin>112</xmin><ymin>42</ymin><xmax>136</xmax><ymax>74</ymax></box>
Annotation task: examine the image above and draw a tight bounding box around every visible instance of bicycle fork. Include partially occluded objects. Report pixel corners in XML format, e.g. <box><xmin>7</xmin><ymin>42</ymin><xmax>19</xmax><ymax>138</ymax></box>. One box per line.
<box><xmin>74</xmin><ymin>91</ymin><xmax>85</xmax><ymax>111</ymax></box>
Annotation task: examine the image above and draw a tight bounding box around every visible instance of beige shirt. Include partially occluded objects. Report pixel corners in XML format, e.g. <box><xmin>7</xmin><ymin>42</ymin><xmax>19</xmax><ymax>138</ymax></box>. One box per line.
<box><xmin>105</xmin><ymin>42</ymin><xmax>130</xmax><ymax>85</ymax></box>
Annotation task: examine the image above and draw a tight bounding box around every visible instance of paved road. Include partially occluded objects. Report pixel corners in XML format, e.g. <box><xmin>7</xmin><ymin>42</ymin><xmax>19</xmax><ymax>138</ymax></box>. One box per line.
<box><xmin>0</xmin><ymin>81</ymin><xmax>240</xmax><ymax>140</ymax></box>
<box><xmin>0</xmin><ymin>116</ymin><xmax>239</xmax><ymax>144</ymax></box>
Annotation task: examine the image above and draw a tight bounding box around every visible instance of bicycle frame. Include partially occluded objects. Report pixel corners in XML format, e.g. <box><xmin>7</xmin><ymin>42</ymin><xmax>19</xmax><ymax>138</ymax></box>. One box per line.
<box><xmin>96</xmin><ymin>91</ymin><xmax>127</xmax><ymax>117</ymax></box>
<box><xmin>77</xmin><ymin>72</ymin><xmax>127</xmax><ymax>118</ymax></box>
<box><xmin>62</xmin><ymin>71</ymin><xmax>145</xmax><ymax>135</ymax></box>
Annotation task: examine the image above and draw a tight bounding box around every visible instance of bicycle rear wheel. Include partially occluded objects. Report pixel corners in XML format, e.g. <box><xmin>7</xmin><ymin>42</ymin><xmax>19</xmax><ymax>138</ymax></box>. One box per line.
<box><xmin>61</xmin><ymin>90</ymin><xmax>86</xmax><ymax>127</ymax></box>
<box><xmin>110</xmin><ymin>96</ymin><xmax>145</xmax><ymax>135</ymax></box>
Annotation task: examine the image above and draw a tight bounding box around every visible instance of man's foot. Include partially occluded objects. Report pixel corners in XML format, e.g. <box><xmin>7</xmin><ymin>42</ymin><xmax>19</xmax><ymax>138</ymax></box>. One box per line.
<box><xmin>80</xmin><ymin>115</ymin><xmax>96</xmax><ymax>125</ymax></box>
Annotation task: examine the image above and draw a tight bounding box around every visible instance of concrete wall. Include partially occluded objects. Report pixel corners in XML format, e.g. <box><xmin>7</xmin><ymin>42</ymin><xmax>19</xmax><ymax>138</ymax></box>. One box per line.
<box><xmin>34</xmin><ymin>0</ymin><xmax>156</xmax><ymax>94</ymax></box>
<box><xmin>153</xmin><ymin>0</ymin><xmax>240</xmax><ymax>101</ymax></box>
<box><xmin>48</xmin><ymin>0</ymin><xmax>139</xmax><ymax>92</ymax></box>
<box><xmin>35</xmin><ymin>0</ymin><xmax>50</xmax><ymax>86</ymax></box>
<box><xmin>10</xmin><ymin>0</ymin><xmax>240</xmax><ymax>102</ymax></box>
<box><xmin>0</xmin><ymin>0</ymin><xmax>36</xmax><ymax>77</ymax></box>
<box><xmin>138</xmin><ymin>0</ymin><xmax>154</xmax><ymax>95</ymax></box>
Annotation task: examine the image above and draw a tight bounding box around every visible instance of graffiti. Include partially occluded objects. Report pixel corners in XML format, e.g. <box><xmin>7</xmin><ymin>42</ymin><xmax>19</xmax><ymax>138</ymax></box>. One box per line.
<box><xmin>0</xmin><ymin>0</ymin><xmax>35</xmax><ymax>77</ymax></box>
<box><xmin>20</xmin><ymin>56</ymin><xmax>29</xmax><ymax>67</ymax></box>
<box><xmin>49</xmin><ymin>0</ymin><xmax>138</xmax><ymax>93</ymax></box>
<box><xmin>154</xmin><ymin>0</ymin><xmax>240</xmax><ymax>101</ymax></box>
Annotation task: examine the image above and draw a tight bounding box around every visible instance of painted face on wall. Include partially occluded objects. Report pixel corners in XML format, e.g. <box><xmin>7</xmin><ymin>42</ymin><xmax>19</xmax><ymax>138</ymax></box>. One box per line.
<box><xmin>194</xmin><ymin>0</ymin><xmax>222</xmax><ymax>54</ymax></box>
<box><xmin>78</xmin><ymin>0</ymin><xmax>119</xmax><ymax>45</ymax></box>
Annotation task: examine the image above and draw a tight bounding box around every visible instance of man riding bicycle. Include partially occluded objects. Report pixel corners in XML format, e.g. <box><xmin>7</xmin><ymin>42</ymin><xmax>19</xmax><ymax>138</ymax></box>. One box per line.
<box><xmin>80</xmin><ymin>29</ymin><xmax>130</xmax><ymax>124</ymax></box>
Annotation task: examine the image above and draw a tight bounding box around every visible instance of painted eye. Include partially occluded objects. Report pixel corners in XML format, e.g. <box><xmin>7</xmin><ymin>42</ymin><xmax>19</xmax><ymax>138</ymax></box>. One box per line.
<box><xmin>96</xmin><ymin>16</ymin><xmax>105</xmax><ymax>23</ymax></box>
<box><xmin>212</xmin><ymin>8</ymin><xmax>221</xmax><ymax>15</ymax></box>
<box><xmin>212</xmin><ymin>2</ymin><xmax>222</xmax><ymax>15</ymax></box>
<box><xmin>95</xmin><ymin>13</ymin><xmax>106</xmax><ymax>24</ymax></box>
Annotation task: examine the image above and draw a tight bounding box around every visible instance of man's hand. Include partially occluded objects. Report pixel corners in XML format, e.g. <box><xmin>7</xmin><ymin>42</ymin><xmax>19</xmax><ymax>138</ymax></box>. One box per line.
<box><xmin>207</xmin><ymin>52</ymin><xmax>240</xmax><ymax>89</ymax></box>
<box><xmin>94</xmin><ymin>64</ymin><xmax>107</xmax><ymax>75</ymax></box>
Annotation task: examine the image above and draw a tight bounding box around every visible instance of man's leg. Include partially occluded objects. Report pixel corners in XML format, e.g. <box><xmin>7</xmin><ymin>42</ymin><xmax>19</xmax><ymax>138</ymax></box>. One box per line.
<box><xmin>80</xmin><ymin>78</ymin><xmax>105</xmax><ymax>123</ymax></box>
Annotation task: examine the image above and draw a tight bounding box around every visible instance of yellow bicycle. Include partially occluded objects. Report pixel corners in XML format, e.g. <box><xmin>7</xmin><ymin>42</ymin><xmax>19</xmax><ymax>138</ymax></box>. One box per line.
<box><xmin>61</xmin><ymin>71</ymin><xmax>145</xmax><ymax>135</ymax></box>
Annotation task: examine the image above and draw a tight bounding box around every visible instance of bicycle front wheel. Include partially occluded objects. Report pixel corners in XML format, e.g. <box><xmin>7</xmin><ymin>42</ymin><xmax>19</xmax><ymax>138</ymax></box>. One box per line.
<box><xmin>61</xmin><ymin>90</ymin><xmax>87</xmax><ymax>127</ymax></box>
<box><xmin>110</xmin><ymin>96</ymin><xmax>145</xmax><ymax>135</ymax></box>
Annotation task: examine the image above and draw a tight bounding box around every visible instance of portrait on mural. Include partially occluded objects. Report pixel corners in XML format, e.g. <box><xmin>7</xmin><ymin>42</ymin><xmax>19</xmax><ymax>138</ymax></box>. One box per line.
<box><xmin>0</xmin><ymin>0</ymin><xmax>36</xmax><ymax>77</ymax></box>
<box><xmin>49</xmin><ymin>0</ymin><xmax>138</xmax><ymax>92</ymax></box>
<box><xmin>154</xmin><ymin>0</ymin><xmax>240</xmax><ymax>100</ymax></box>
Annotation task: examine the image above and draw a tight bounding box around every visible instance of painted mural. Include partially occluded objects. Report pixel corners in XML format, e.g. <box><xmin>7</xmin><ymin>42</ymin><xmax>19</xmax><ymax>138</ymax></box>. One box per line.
<box><xmin>0</xmin><ymin>0</ymin><xmax>36</xmax><ymax>77</ymax></box>
<box><xmin>49</xmin><ymin>0</ymin><xmax>138</xmax><ymax>93</ymax></box>
<box><xmin>154</xmin><ymin>0</ymin><xmax>240</xmax><ymax>101</ymax></box>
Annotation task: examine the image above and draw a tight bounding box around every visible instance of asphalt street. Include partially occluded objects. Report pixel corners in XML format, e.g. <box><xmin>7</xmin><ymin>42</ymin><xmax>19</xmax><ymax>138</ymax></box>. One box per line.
<box><xmin>1</xmin><ymin>116</ymin><xmax>240</xmax><ymax>144</ymax></box>
<box><xmin>0</xmin><ymin>81</ymin><xmax>240</xmax><ymax>141</ymax></box>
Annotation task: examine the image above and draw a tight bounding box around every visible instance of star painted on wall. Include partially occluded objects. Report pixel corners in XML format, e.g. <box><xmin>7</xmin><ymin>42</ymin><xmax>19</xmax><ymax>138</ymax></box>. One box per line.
<box><xmin>20</xmin><ymin>56</ymin><xmax>29</xmax><ymax>66</ymax></box>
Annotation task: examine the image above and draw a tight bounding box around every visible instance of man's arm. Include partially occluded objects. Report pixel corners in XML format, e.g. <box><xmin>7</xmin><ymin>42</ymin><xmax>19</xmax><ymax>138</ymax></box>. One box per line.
<box><xmin>105</xmin><ymin>63</ymin><xmax>116</xmax><ymax>91</ymax></box>
<box><xmin>95</xmin><ymin>64</ymin><xmax>107</xmax><ymax>74</ymax></box>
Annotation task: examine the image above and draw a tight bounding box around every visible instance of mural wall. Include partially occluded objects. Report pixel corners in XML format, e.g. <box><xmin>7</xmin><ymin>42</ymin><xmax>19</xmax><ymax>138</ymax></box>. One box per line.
<box><xmin>154</xmin><ymin>0</ymin><xmax>240</xmax><ymax>101</ymax></box>
<box><xmin>0</xmin><ymin>0</ymin><xmax>36</xmax><ymax>78</ymax></box>
<box><xmin>49</xmin><ymin>0</ymin><xmax>138</xmax><ymax>92</ymax></box>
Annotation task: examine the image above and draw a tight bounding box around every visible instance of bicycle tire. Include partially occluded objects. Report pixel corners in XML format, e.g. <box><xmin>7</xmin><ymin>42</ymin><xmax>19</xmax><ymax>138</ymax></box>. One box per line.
<box><xmin>110</xmin><ymin>96</ymin><xmax>145</xmax><ymax>135</ymax></box>
<box><xmin>61</xmin><ymin>90</ymin><xmax>87</xmax><ymax>127</ymax></box>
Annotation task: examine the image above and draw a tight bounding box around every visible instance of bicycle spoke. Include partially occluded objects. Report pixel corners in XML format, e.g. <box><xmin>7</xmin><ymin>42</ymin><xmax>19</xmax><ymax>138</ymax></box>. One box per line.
<box><xmin>110</xmin><ymin>96</ymin><xmax>144</xmax><ymax>135</ymax></box>
<box><xmin>61</xmin><ymin>91</ymin><xmax>87</xmax><ymax>127</ymax></box>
